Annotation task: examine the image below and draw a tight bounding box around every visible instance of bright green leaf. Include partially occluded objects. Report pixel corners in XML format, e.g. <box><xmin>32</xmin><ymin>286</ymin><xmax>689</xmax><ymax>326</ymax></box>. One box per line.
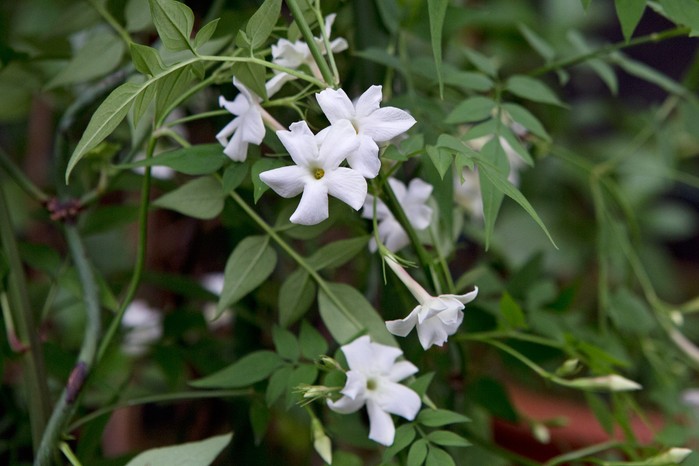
<box><xmin>120</xmin><ymin>144</ymin><xmax>227</xmax><ymax>175</ymax></box>
<box><xmin>608</xmin><ymin>288</ymin><xmax>655</xmax><ymax>335</ymax></box>
<box><xmin>506</xmin><ymin>75</ymin><xmax>564</xmax><ymax>106</ymax></box>
<box><xmin>219</xmin><ymin>235</ymin><xmax>277</xmax><ymax>311</ymax></box>
<box><xmin>149</xmin><ymin>0</ymin><xmax>195</xmax><ymax>52</ymax></box>
<box><xmin>426</xmin><ymin>446</ymin><xmax>456</xmax><ymax>466</ymax></box>
<box><xmin>278</xmin><ymin>269</ymin><xmax>316</xmax><ymax>327</ymax></box>
<box><xmin>306</xmin><ymin>236</ymin><xmax>369</xmax><ymax>271</ymax></box>
<box><xmin>615</xmin><ymin>0</ymin><xmax>646</xmax><ymax>41</ymax></box>
<box><xmin>407</xmin><ymin>439</ymin><xmax>428</xmax><ymax>466</ymax></box>
<box><xmin>272</xmin><ymin>326</ymin><xmax>300</xmax><ymax>362</ymax></box>
<box><xmin>153</xmin><ymin>176</ymin><xmax>225</xmax><ymax>219</ymax></box>
<box><xmin>190</xmin><ymin>351</ymin><xmax>283</xmax><ymax>388</ymax></box>
<box><xmin>442</xmin><ymin>70</ymin><xmax>493</xmax><ymax>92</ymax></box>
<box><xmin>124</xmin><ymin>432</ymin><xmax>231</xmax><ymax>466</ymax></box>
<box><xmin>426</xmin><ymin>430</ymin><xmax>471</xmax><ymax>447</ymax></box>
<box><xmin>246</xmin><ymin>0</ymin><xmax>282</xmax><ymax>50</ymax></box>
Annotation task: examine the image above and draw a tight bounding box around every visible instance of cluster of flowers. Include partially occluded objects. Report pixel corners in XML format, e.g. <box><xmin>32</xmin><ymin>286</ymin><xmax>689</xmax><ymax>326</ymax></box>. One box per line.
<box><xmin>212</xmin><ymin>16</ymin><xmax>481</xmax><ymax>447</ymax></box>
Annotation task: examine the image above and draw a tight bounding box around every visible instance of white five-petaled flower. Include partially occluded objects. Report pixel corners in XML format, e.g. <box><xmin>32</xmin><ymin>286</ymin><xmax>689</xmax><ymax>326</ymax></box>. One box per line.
<box><xmin>326</xmin><ymin>335</ymin><xmax>421</xmax><ymax>446</ymax></box>
<box><xmin>259</xmin><ymin>120</ymin><xmax>367</xmax><ymax>225</ymax></box>
<box><xmin>385</xmin><ymin>258</ymin><xmax>478</xmax><ymax>350</ymax></box>
<box><xmin>121</xmin><ymin>300</ymin><xmax>163</xmax><ymax>356</ymax></box>
<box><xmin>270</xmin><ymin>13</ymin><xmax>348</xmax><ymax>85</ymax></box>
<box><xmin>362</xmin><ymin>177</ymin><xmax>433</xmax><ymax>252</ymax></box>
<box><xmin>316</xmin><ymin>85</ymin><xmax>416</xmax><ymax>178</ymax></box>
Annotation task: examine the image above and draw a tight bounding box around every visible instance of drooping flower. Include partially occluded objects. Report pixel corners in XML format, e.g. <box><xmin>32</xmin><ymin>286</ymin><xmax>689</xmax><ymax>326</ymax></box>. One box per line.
<box><xmin>362</xmin><ymin>177</ymin><xmax>433</xmax><ymax>252</ymax></box>
<box><xmin>259</xmin><ymin>120</ymin><xmax>366</xmax><ymax>225</ymax></box>
<box><xmin>385</xmin><ymin>258</ymin><xmax>478</xmax><ymax>350</ymax></box>
<box><xmin>270</xmin><ymin>14</ymin><xmax>348</xmax><ymax>84</ymax></box>
<box><xmin>121</xmin><ymin>300</ymin><xmax>163</xmax><ymax>356</ymax></box>
<box><xmin>326</xmin><ymin>335</ymin><xmax>421</xmax><ymax>446</ymax></box>
<box><xmin>316</xmin><ymin>85</ymin><xmax>416</xmax><ymax>178</ymax></box>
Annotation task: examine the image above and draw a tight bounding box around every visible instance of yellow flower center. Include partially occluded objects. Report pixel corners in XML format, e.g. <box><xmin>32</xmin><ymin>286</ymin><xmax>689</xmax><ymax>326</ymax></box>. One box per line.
<box><xmin>313</xmin><ymin>168</ymin><xmax>325</xmax><ymax>180</ymax></box>
<box><xmin>366</xmin><ymin>378</ymin><xmax>377</xmax><ymax>391</ymax></box>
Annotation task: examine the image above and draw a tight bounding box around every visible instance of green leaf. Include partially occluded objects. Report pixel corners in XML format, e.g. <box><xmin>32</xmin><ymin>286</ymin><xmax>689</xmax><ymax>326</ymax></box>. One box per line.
<box><xmin>417</xmin><ymin>408</ymin><xmax>470</xmax><ymax>427</ymax></box>
<box><xmin>505</xmin><ymin>75</ymin><xmax>564</xmax><ymax>106</ymax></box>
<box><xmin>132</xmin><ymin>79</ymin><xmax>157</xmax><ymax>125</ymax></box>
<box><xmin>153</xmin><ymin>176</ymin><xmax>225</xmax><ymax>219</ymax></box>
<box><xmin>426</xmin><ymin>446</ymin><xmax>456</xmax><ymax>466</ymax></box>
<box><xmin>615</xmin><ymin>0</ymin><xmax>646</xmax><ymax>41</ymax></box>
<box><xmin>190</xmin><ymin>351</ymin><xmax>283</xmax><ymax>388</ymax></box>
<box><xmin>250</xmin><ymin>399</ymin><xmax>270</xmax><ymax>445</ymax></box>
<box><xmin>518</xmin><ymin>23</ymin><xmax>555</xmax><ymax>61</ymax></box>
<box><xmin>299</xmin><ymin>320</ymin><xmax>328</xmax><ymax>360</ymax></box>
<box><xmin>219</xmin><ymin>235</ymin><xmax>277</xmax><ymax>311</ymax></box>
<box><xmin>194</xmin><ymin>18</ymin><xmax>220</xmax><ymax>49</ymax></box>
<box><xmin>66</xmin><ymin>81</ymin><xmax>145</xmax><ymax>180</ymax></box>
<box><xmin>407</xmin><ymin>439</ymin><xmax>428</xmax><ymax>466</ymax></box>
<box><xmin>149</xmin><ymin>0</ymin><xmax>195</xmax><ymax>52</ymax></box>
<box><xmin>266</xmin><ymin>365</ymin><xmax>292</xmax><ymax>406</ymax></box>
<box><xmin>272</xmin><ymin>326</ymin><xmax>300</xmax><ymax>362</ymax></box>
<box><xmin>445</xmin><ymin>96</ymin><xmax>496</xmax><ymax>124</ymax></box>
<box><xmin>46</xmin><ymin>32</ymin><xmax>125</xmax><ymax>89</ymax></box>
<box><xmin>501</xmin><ymin>103</ymin><xmax>551</xmax><ymax>141</ymax></box>
<box><xmin>499</xmin><ymin>292</ymin><xmax>527</xmax><ymax>329</ymax></box>
<box><xmin>130</xmin><ymin>43</ymin><xmax>166</xmax><ymax>76</ymax></box>
<box><xmin>246</xmin><ymin>0</ymin><xmax>282</xmax><ymax>49</ymax></box>
<box><xmin>253</xmin><ymin>159</ymin><xmax>286</xmax><ymax>203</ymax></box>
<box><xmin>126</xmin><ymin>0</ymin><xmax>152</xmax><ymax>32</ymax></box>
<box><xmin>222</xmin><ymin>162</ymin><xmax>249</xmax><ymax>192</ymax></box>
<box><xmin>155</xmin><ymin>64</ymin><xmax>195</xmax><ymax>123</ymax></box>
<box><xmin>426</xmin><ymin>145</ymin><xmax>452</xmax><ymax>180</ymax></box>
<box><xmin>318</xmin><ymin>283</ymin><xmax>396</xmax><ymax>346</ymax></box>
<box><xmin>306</xmin><ymin>236</ymin><xmax>369</xmax><ymax>270</ymax></box>
<box><xmin>125</xmin><ymin>432</ymin><xmax>232</xmax><ymax>466</ymax></box>
<box><xmin>383</xmin><ymin>425</ymin><xmax>416</xmax><ymax>461</ymax></box>
<box><xmin>232</xmin><ymin>61</ymin><xmax>268</xmax><ymax>100</ymax></box>
<box><xmin>409</xmin><ymin>372</ymin><xmax>435</xmax><ymax>398</ymax></box>
<box><xmin>442</xmin><ymin>70</ymin><xmax>493</xmax><ymax>92</ymax></box>
<box><xmin>426</xmin><ymin>431</ymin><xmax>471</xmax><ymax>447</ymax></box>
<box><xmin>428</xmin><ymin>0</ymin><xmax>448</xmax><ymax>98</ymax></box>
<box><xmin>120</xmin><ymin>144</ymin><xmax>227</xmax><ymax>175</ymax></box>
<box><xmin>567</xmin><ymin>30</ymin><xmax>618</xmax><ymax>95</ymax></box>
<box><xmin>463</xmin><ymin>48</ymin><xmax>498</xmax><ymax>77</ymax></box>
<box><xmin>660</xmin><ymin>0</ymin><xmax>699</xmax><ymax>35</ymax></box>
<box><xmin>285</xmin><ymin>364</ymin><xmax>318</xmax><ymax>408</ymax></box>
<box><xmin>608</xmin><ymin>288</ymin><xmax>655</xmax><ymax>335</ymax></box>
<box><xmin>478</xmin><ymin>140</ymin><xmax>506</xmax><ymax>250</ymax></box>
<box><xmin>278</xmin><ymin>269</ymin><xmax>316</xmax><ymax>327</ymax></box>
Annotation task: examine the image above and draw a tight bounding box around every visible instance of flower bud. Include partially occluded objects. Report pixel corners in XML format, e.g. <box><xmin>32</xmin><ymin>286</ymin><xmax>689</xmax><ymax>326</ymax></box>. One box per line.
<box><xmin>311</xmin><ymin>418</ymin><xmax>332</xmax><ymax>464</ymax></box>
<box><xmin>644</xmin><ymin>447</ymin><xmax>692</xmax><ymax>465</ymax></box>
<box><xmin>567</xmin><ymin>374</ymin><xmax>642</xmax><ymax>392</ymax></box>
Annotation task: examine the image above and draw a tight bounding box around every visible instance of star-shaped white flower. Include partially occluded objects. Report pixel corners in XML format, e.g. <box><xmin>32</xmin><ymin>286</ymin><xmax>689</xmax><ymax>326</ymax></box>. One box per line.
<box><xmin>259</xmin><ymin>120</ymin><xmax>366</xmax><ymax>225</ymax></box>
<box><xmin>327</xmin><ymin>335</ymin><xmax>421</xmax><ymax>446</ymax></box>
<box><xmin>121</xmin><ymin>300</ymin><xmax>163</xmax><ymax>356</ymax></box>
<box><xmin>362</xmin><ymin>177</ymin><xmax>433</xmax><ymax>252</ymax></box>
<box><xmin>316</xmin><ymin>85</ymin><xmax>416</xmax><ymax>178</ymax></box>
<box><xmin>385</xmin><ymin>258</ymin><xmax>478</xmax><ymax>350</ymax></box>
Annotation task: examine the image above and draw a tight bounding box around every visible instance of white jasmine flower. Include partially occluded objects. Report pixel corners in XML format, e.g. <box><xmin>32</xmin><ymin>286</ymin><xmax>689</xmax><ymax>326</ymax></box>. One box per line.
<box><xmin>362</xmin><ymin>177</ymin><xmax>433</xmax><ymax>252</ymax></box>
<box><xmin>259</xmin><ymin>120</ymin><xmax>366</xmax><ymax>225</ymax></box>
<box><xmin>316</xmin><ymin>85</ymin><xmax>416</xmax><ymax>178</ymax></box>
<box><xmin>327</xmin><ymin>335</ymin><xmax>421</xmax><ymax>446</ymax></box>
<box><xmin>385</xmin><ymin>258</ymin><xmax>478</xmax><ymax>350</ymax></box>
<box><xmin>270</xmin><ymin>14</ymin><xmax>347</xmax><ymax>84</ymax></box>
<box><xmin>121</xmin><ymin>300</ymin><xmax>163</xmax><ymax>356</ymax></box>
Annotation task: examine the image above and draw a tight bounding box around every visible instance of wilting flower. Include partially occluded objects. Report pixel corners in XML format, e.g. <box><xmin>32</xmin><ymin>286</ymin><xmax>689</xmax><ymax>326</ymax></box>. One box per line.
<box><xmin>270</xmin><ymin>14</ymin><xmax>347</xmax><ymax>84</ymax></box>
<box><xmin>362</xmin><ymin>177</ymin><xmax>433</xmax><ymax>252</ymax></box>
<box><xmin>121</xmin><ymin>300</ymin><xmax>163</xmax><ymax>356</ymax></box>
<box><xmin>259</xmin><ymin>120</ymin><xmax>366</xmax><ymax>225</ymax></box>
<box><xmin>327</xmin><ymin>335</ymin><xmax>421</xmax><ymax>446</ymax></box>
<box><xmin>385</xmin><ymin>258</ymin><xmax>478</xmax><ymax>349</ymax></box>
<box><xmin>316</xmin><ymin>85</ymin><xmax>416</xmax><ymax>178</ymax></box>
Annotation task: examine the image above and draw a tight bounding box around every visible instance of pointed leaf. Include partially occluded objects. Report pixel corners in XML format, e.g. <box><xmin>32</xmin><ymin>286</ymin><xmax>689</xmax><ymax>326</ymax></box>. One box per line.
<box><xmin>190</xmin><ymin>351</ymin><xmax>283</xmax><ymax>388</ymax></box>
<box><xmin>130</xmin><ymin>43</ymin><xmax>166</xmax><ymax>76</ymax></box>
<box><xmin>219</xmin><ymin>235</ymin><xmax>277</xmax><ymax>311</ymax></box>
<box><xmin>518</xmin><ymin>23</ymin><xmax>555</xmax><ymax>61</ymax></box>
<box><xmin>417</xmin><ymin>408</ymin><xmax>470</xmax><ymax>427</ymax></box>
<box><xmin>246</xmin><ymin>0</ymin><xmax>282</xmax><ymax>50</ymax></box>
<box><xmin>659</xmin><ymin>0</ymin><xmax>699</xmax><ymax>35</ymax></box>
<box><xmin>506</xmin><ymin>75</ymin><xmax>564</xmax><ymax>106</ymax></box>
<box><xmin>501</xmin><ymin>103</ymin><xmax>551</xmax><ymax>141</ymax></box>
<box><xmin>124</xmin><ymin>432</ymin><xmax>232</xmax><ymax>466</ymax></box>
<box><xmin>149</xmin><ymin>0</ymin><xmax>195</xmax><ymax>52</ymax></box>
<box><xmin>615</xmin><ymin>0</ymin><xmax>646</xmax><ymax>41</ymax></box>
<box><xmin>278</xmin><ymin>269</ymin><xmax>316</xmax><ymax>327</ymax></box>
<box><xmin>153</xmin><ymin>176</ymin><xmax>225</xmax><ymax>219</ymax></box>
<box><xmin>426</xmin><ymin>431</ymin><xmax>471</xmax><ymax>448</ymax></box>
<box><xmin>445</xmin><ymin>96</ymin><xmax>496</xmax><ymax>124</ymax></box>
<box><xmin>426</xmin><ymin>145</ymin><xmax>452</xmax><ymax>179</ymax></box>
<box><xmin>428</xmin><ymin>0</ymin><xmax>448</xmax><ymax>98</ymax></box>
<box><xmin>272</xmin><ymin>326</ymin><xmax>300</xmax><ymax>362</ymax></box>
<box><xmin>426</xmin><ymin>447</ymin><xmax>456</xmax><ymax>466</ymax></box>
<box><xmin>232</xmin><ymin>61</ymin><xmax>268</xmax><ymax>101</ymax></box>
<box><xmin>222</xmin><ymin>162</ymin><xmax>249</xmax><ymax>192</ymax></box>
<box><xmin>194</xmin><ymin>18</ymin><xmax>220</xmax><ymax>49</ymax></box>
<box><xmin>299</xmin><ymin>321</ymin><xmax>328</xmax><ymax>360</ymax></box>
<box><xmin>120</xmin><ymin>144</ymin><xmax>227</xmax><ymax>175</ymax></box>
<box><xmin>155</xmin><ymin>64</ymin><xmax>195</xmax><ymax>123</ymax></box>
<box><xmin>306</xmin><ymin>236</ymin><xmax>369</xmax><ymax>271</ymax></box>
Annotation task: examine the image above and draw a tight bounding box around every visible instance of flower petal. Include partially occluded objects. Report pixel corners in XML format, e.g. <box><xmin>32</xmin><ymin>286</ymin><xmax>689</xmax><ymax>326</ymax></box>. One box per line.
<box><xmin>441</xmin><ymin>286</ymin><xmax>479</xmax><ymax>305</ymax></box>
<box><xmin>346</xmin><ymin>136</ymin><xmax>380</xmax><ymax>179</ymax></box>
<box><xmin>219</xmin><ymin>94</ymin><xmax>249</xmax><ymax>116</ymax></box>
<box><xmin>341</xmin><ymin>335</ymin><xmax>374</xmax><ymax>371</ymax></box>
<box><xmin>265</xmin><ymin>72</ymin><xmax>295</xmax><ymax>97</ymax></box>
<box><xmin>373</xmin><ymin>381</ymin><xmax>421</xmax><ymax>420</ymax></box>
<box><xmin>416</xmin><ymin>316</ymin><xmax>451</xmax><ymax>349</ymax></box>
<box><xmin>259</xmin><ymin>165</ymin><xmax>308</xmax><ymax>198</ymax></box>
<box><xmin>380</xmin><ymin>218</ymin><xmax>409</xmax><ymax>252</ymax></box>
<box><xmin>289</xmin><ymin>181</ymin><xmax>329</xmax><ymax>225</ymax></box>
<box><xmin>277</xmin><ymin>121</ymin><xmax>318</xmax><ymax>166</ymax></box>
<box><xmin>237</xmin><ymin>106</ymin><xmax>265</xmax><ymax>145</ymax></box>
<box><xmin>340</xmin><ymin>370</ymin><xmax>368</xmax><ymax>400</ymax></box>
<box><xmin>215</xmin><ymin>118</ymin><xmax>239</xmax><ymax>146</ymax></box>
<box><xmin>406</xmin><ymin>178</ymin><xmax>434</xmax><ymax>203</ymax></box>
<box><xmin>369</xmin><ymin>339</ymin><xmax>404</xmax><ymax>372</ymax></box>
<box><xmin>325</xmin><ymin>168</ymin><xmax>367</xmax><ymax>211</ymax></box>
<box><xmin>223</xmin><ymin>129</ymin><xmax>249</xmax><ymax>161</ymax></box>
<box><xmin>366</xmin><ymin>400</ymin><xmax>396</xmax><ymax>446</ymax></box>
<box><xmin>354</xmin><ymin>85</ymin><xmax>383</xmax><ymax>119</ymax></box>
<box><xmin>361</xmin><ymin>106</ymin><xmax>416</xmax><ymax>142</ymax></box>
<box><xmin>387</xmin><ymin>360</ymin><xmax>419</xmax><ymax>383</ymax></box>
<box><xmin>327</xmin><ymin>394</ymin><xmax>365</xmax><ymax>414</ymax></box>
<box><xmin>318</xmin><ymin>120</ymin><xmax>360</xmax><ymax>169</ymax></box>
<box><xmin>387</xmin><ymin>177</ymin><xmax>407</xmax><ymax>200</ymax></box>
<box><xmin>385</xmin><ymin>308</ymin><xmax>419</xmax><ymax>337</ymax></box>
<box><xmin>316</xmin><ymin>88</ymin><xmax>355</xmax><ymax>124</ymax></box>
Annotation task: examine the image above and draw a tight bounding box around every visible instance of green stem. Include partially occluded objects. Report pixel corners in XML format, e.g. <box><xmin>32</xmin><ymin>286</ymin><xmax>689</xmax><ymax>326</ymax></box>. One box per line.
<box><xmin>60</xmin><ymin>442</ymin><xmax>83</xmax><ymax>466</ymax></box>
<box><xmin>285</xmin><ymin>0</ymin><xmax>336</xmax><ymax>86</ymax></box>
<box><xmin>456</xmin><ymin>330</ymin><xmax>565</xmax><ymax>350</ymax></box>
<box><xmin>0</xmin><ymin>184</ymin><xmax>51</xmax><ymax>455</ymax></box>
<box><xmin>542</xmin><ymin>440</ymin><xmax>620</xmax><ymax>466</ymax></box>
<box><xmin>312</xmin><ymin>0</ymin><xmax>340</xmax><ymax>86</ymax></box>
<box><xmin>68</xmin><ymin>389</ymin><xmax>251</xmax><ymax>431</ymax></box>
<box><xmin>200</xmin><ymin>54</ymin><xmax>327</xmax><ymax>88</ymax></box>
<box><xmin>530</xmin><ymin>26</ymin><xmax>690</xmax><ymax>76</ymax></box>
<box><xmin>34</xmin><ymin>224</ymin><xmax>102</xmax><ymax>466</ymax></box>
<box><xmin>87</xmin><ymin>0</ymin><xmax>132</xmax><ymax>45</ymax></box>
<box><xmin>228</xmin><ymin>190</ymin><xmax>364</xmax><ymax>331</ymax></box>
<box><xmin>0</xmin><ymin>147</ymin><xmax>49</xmax><ymax>203</ymax></box>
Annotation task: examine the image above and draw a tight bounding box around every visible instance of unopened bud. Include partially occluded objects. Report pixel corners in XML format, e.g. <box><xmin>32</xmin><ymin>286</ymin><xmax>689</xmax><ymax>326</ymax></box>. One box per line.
<box><xmin>318</xmin><ymin>355</ymin><xmax>343</xmax><ymax>372</ymax></box>
<box><xmin>567</xmin><ymin>374</ymin><xmax>642</xmax><ymax>392</ymax></box>
<box><xmin>644</xmin><ymin>447</ymin><xmax>692</xmax><ymax>465</ymax></box>
<box><xmin>311</xmin><ymin>418</ymin><xmax>332</xmax><ymax>464</ymax></box>
<box><xmin>556</xmin><ymin>358</ymin><xmax>581</xmax><ymax>377</ymax></box>
<box><xmin>670</xmin><ymin>310</ymin><xmax>684</xmax><ymax>326</ymax></box>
